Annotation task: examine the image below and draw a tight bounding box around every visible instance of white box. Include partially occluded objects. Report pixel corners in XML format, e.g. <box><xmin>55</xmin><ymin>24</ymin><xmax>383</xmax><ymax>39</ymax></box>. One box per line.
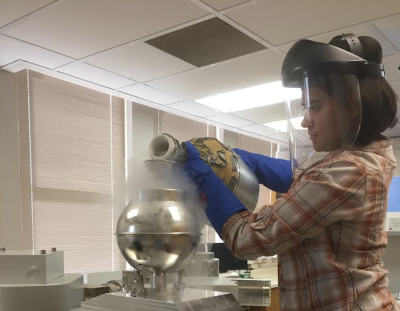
<box><xmin>386</xmin><ymin>212</ymin><xmax>400</xmax><ymax>232</ymax></box>
<box><xmin>0</xmin><ymin>249</ymin><xmax>64</xmax><ymax>284</ymax></box>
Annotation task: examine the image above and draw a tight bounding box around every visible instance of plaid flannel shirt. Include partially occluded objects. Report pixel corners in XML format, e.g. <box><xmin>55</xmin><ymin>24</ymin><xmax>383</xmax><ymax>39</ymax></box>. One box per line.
<box><xmin>222</xmin><ymin>139</ymin><xmax>399</xmax><ymax>311</ymax></box>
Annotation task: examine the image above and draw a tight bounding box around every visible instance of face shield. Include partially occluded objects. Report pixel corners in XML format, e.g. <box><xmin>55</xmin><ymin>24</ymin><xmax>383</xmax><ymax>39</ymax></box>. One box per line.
<box><xmin>281</xmin><ymin>38</ymin><xmax>384</xmax><ymax>170</ymax></box>
<box><xmin>285</xmin><ymin>74</ymin><xmax>362</xmax><ymax>170</ymax></box>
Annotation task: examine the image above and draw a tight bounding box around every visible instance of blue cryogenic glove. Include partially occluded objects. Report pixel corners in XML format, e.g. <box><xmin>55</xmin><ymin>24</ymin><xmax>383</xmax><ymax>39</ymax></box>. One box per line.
<box><xmin>233</xmin><ymin>148</ymin><xmax>292</xmax><ymax>193</ymax></box>
<box><xmin>183</xmin><ymin>142</ymin><xmax>247</xmax><ymax>236</ymax></box>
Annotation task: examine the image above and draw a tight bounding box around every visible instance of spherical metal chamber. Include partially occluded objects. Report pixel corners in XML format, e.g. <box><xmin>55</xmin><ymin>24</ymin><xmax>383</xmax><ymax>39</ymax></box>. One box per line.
<box><xmin>116</xmin><ymin>189</ymin><xmax>201</xmax><ymax>275</ymax></box>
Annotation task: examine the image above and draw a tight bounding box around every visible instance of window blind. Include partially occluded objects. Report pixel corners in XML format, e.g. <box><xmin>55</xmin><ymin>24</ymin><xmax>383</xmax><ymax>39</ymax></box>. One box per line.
<box><xmin>239</xmin><ymin>134</ymin><xmax>274</xmax><ymax>157</ymax></box>
<box><xmin>21</xmin><ymin>71</ymin><xmax>125</xmax><ymax>273</ymax></box>
<box><xmin>159</xmin><ymin>111</ymin><xmax>216</xmax><ymax>141</ymax></box>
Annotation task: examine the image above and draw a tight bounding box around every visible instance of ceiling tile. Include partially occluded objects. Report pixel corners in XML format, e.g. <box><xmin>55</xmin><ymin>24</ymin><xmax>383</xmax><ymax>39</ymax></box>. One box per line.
<box><xmin>240</xmin><ymin>124</ymin><xmax>280</xmax><ymax>136</ymax></box>
<box><xmin>277</xmin><ymin>23</ymin><xmax>399</xmax><ymax>57</ymax></box>
<box><xmin>199</xmin><ymin>0</ymin><xmax>251</xmax><ymax>11</ymax></box>
<box><xmin>84</xmin><ymin>42</ymin><xmax>195</xmax><ymax>82</ymax></box>
<box><xmin>390</xmin><ymin>80</ymin><xmax>400</xmax><ymax>94</ymax></box>
<box><xmin>383</xmin><ymin>54</ymin><xmax>400</xmax><ymax>82</ymax></box>
<box><xmin>168</xmin><ymin>101</ymin><xmax>221</xmax><ymax>117</ymax></box>
<box><xmin>119</xmin><ymin>84</ymin><xmax>185</xmax><ymax>105</ymax></box>
<box><xmin>266</xmin><ymin>132</ymin><xmax>289</xmax><ymax>144</ymax></box>
<box><xmin>1</xmin><ymin>0</ymin><xmax>398</xmax><ymax>144</ymax></box>
<box><xmin>57</xmin><ymin>62</ymin><xmax>134</xmax><ymax>89</ymax></box>
<box><xmin>373</xmin><ymin>14</ymin><xmax>400</xmax><ymax>51</ymax></box>
<box><xmin>146</xmin><ymin>17</ymin><xmax>266</xmax><ymax>67</ymax></box>
<box><xmin>231</xmin><ymin>102</ymin><xmax>286</xmax><ymax>124</ymax></box>
<box><xmin>226</xmin><ymin>0</ymin><xmax>400</xmax><ymax>45</ymax></box>
<box><xmin>0</xmin><ymin>0</ymin><xmax>55</xmax><ymax>28</ymax></box>
<box><xmin>2</xmin><ymin>0</ymin><xmax>209</xmax><ymax>58</ymax></box>
<box><xmin>147</xmin><ymin>49</ymin><xmax>284</xmax><ymax>99</ymax></box>
<box><xmin>206</xmin><ymin>114</ymin><xmax>253</xmax><ymax>127</ymax></box>
<box><xmin>0</xmin><ymin>34</ymin><xmax>73</xmax><ymax>68</ymax></box>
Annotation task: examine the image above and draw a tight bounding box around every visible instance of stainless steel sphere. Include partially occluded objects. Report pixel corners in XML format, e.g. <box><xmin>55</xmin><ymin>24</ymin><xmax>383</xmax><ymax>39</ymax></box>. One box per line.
<box><xmin>116</xmin><ymin>189</ymin><xmax>201</xmax><ymax>275</ymax></box>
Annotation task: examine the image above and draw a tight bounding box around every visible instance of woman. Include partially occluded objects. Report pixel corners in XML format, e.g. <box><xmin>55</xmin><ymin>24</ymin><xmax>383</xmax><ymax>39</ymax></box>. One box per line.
<box><xmin>183</xmin><ymin>35</ymin><xmax>399</xmax><ymax>311</ymax></box>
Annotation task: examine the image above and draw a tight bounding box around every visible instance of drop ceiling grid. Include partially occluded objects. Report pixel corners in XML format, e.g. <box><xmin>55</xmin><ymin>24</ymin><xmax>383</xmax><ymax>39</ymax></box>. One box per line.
<box><xmin>0</xmin><ymin>34</ymin><xmax>73</xmax><ymax>69</ymax></box>
<box><xmin>2</xmin><ymin>0</ymin><xmax>211</xmax><ymax>59</ymax></box>
<box><xmin>118</xmin><ymin>84</ymin><xmax>185</xmax><ymax>105</ymax></box>
<box><xmin>206</xmin><ymin>113</ymin><xmax>254</xmax><ymax>127</ymax></box>
<box><xmin>225</xmin><ymin>0</ymin><xmax>400</xmax><ymax>46</ymax></box>
<box><xmin>240</xmin><ymin>124</ymin><xmax>280</xmax><ymax>136</ymax></box>
<box><xmin>266</xmin><ymin>132</ymin><xmax>289</xmax><ymax>145</ymax></box>
<box><xmin>167</xmin><ymin>101</ymin><xmax>223</xmax><ymax>118</ymax></box>
<box><xmin>0</xmin><ymin>0</ymin><xmax>399</xmax><ymax>143</ymax></box>
<box><xmin>384</xmin><ymin>54</ymin><xmax>400</xmax><ymax>82</ymax></box>
<box><xmin>82</xmin><ymin>42</ymin><xmax>196</xmax><ymax>83</ymax></box>
<box><xmin>276</xmin><ymin>22</ymin><xmax>400</xmax><ymax>57</ymax></box>
<box><xmin>232</xmin><ymin>103</ymin><xmax>287</xmax><ymax>124</ymax></box>
<box><xmin>0</xmin><ymin>0</ymin><xmax>56</xmax><ymax>28</ymax></box>
<box><xmin>56</xmin><ymin>62</ymin><xmax>135</xmax><ymax>89</ymax></box>
<box><xmin>146</xmin><ymin>49</ymin><xmax>285</xmax><ymax>100</ymax></box>
<box><xmin>373</xmin><ymin>14</ymin><xmax>400</xmax><ymax>51</ymax></box>
<box><xmin>199</xmin><ymin>0</ymin><xmax>251</xmax><ymax>12</ymax></box>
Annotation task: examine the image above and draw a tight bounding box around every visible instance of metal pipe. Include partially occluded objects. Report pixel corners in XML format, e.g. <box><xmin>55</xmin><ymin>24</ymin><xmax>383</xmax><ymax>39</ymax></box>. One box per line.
<box><xmin>148</xmin><ymin>134</ymin><xmax>185</xmax><ymax>162</ymax></box>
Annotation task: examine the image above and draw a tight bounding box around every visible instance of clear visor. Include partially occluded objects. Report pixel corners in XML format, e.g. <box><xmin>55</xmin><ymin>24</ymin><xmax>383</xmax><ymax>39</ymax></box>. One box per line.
<box><xmin>285</xmin><ymin>74</ymin><xmax>362</xmax><ymax>170</ymax></box>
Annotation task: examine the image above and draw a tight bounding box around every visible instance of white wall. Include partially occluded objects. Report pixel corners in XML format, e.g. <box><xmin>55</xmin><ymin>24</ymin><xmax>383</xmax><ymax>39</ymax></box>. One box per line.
<box><xmin>0</xmin><ymin>70</ymin><xmax>23</xmax><ymax>248</ymax></box>
<box><xmin>392</xmin><ymin>137</ymin><xmax>400</xmax><ymax>176</ymax></box>
<box><xmin>385</xmin><ymin>137</ymin><xmax>400</xmax><ymax>293</ymax></box>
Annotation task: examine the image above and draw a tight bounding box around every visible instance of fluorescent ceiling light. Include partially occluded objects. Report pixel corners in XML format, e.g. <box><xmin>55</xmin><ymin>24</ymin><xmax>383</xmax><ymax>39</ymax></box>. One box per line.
<box><xmin>263</xmin><ymin>117</ymin><xmax>304</xmax><ymax>133</ymax></box>
<box><xmin>195</xmin><ymin>81</ymin><xmax>301</xmax><ymax>113</ymax></box>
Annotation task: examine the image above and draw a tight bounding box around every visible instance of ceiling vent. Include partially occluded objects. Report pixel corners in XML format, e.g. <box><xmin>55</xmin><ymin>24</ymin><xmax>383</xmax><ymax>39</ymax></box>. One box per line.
<box><xmin>145</xmin><ymin>17</ymin><xmax>267</xmax><ymax>67</ymax></box>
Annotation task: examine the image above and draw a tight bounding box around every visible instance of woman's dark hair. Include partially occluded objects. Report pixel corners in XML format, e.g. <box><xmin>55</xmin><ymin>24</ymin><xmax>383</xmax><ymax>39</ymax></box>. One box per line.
<box><xmin>331</xmin><ymin>35</ymin><xmax>398</xmax><ymax>146</ymax></box>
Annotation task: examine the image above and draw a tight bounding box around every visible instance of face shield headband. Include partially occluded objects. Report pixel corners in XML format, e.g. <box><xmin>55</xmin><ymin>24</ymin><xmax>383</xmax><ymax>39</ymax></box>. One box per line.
<box><xmin>281</xmin><ymin>39</ymin><xmax>384</xmax><ymax>89</ymax></box>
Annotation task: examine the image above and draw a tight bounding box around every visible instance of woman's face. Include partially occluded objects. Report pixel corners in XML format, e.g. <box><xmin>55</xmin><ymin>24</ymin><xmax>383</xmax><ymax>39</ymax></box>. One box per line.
<box><xmin>300</xmin><ymin>87</ymin><xmax>342</xmax><ymax>152</ymax></box>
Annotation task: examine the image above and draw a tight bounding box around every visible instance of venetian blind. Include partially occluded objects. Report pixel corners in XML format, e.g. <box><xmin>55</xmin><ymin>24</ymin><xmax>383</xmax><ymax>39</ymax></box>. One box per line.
<box><xmin>159</xmin><ymin>111</ymin><xmax>216</xmax><ymax>141</ymax></box>
<box><xmin>25</xmin><ymin>71</ymin><xmax>125</xmax><ymax>273</ymax></box>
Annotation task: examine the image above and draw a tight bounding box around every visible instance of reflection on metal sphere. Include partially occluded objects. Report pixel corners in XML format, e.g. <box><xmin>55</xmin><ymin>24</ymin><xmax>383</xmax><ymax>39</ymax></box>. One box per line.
<box><xmin>116</xmin><ymin>189</ymin><xmax>201</xmax><ymax>275</ymax></box>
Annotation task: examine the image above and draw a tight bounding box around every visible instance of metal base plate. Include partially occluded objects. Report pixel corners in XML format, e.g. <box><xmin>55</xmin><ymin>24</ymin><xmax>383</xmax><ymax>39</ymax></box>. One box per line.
<box><xmin>0</xmin><ymin>274</ymin><xmax>83</xmax><ymax>311</ymax></box>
